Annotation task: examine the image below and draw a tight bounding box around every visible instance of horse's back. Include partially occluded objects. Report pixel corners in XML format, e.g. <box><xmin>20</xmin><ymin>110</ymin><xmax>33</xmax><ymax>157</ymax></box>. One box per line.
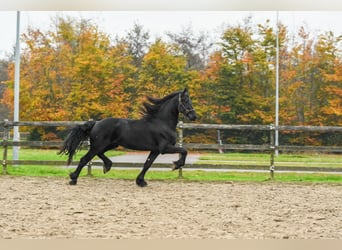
<box><xmin>89</xmin><ymin>117</ymin><xmax>175</xmax><ymax>151</ymax></box>
<box><xmin>93</xmin><ymin>117</ymin><xmax>119</xmax><ymax>130</ymax></box>
<box><xmin>90</xmin><ymin>117</ymin><xmax>139</xmax><ymax>140</ymax></box>
<box><xmin>89</xmin><ymin>118</ymin><xmax>121</xmax><ymax>141</ymax></box>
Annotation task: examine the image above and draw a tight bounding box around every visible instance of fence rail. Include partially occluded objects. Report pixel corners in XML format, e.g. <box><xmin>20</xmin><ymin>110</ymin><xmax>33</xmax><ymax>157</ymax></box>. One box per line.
<box><xmin>1</xmin><ymin>120</ymin><xmax>342</xmax><ymax>178</ymax></box>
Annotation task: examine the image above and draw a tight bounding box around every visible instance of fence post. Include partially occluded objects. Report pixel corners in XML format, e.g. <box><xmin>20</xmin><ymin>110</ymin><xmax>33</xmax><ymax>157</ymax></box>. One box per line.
<box><xmin>86</xmin><ymin>119</ymin><xmax>93</xmax><ymax>177</ymax></box>
<box><xmin>177</xmin><ymin>121</ymin><xmax>184</xmax><ymax>179</ymax></box>
<box><xmin>217</xmin><ymin>129</ymin><xmax>224</xmax><ymax>154</ymax></box>
<box><xmin>269</xmin><ymin>123</ymin><xmax>275</xmax><ymax>179</ymax></box>
<box><xmin>86</xmin><ymin>141</ymin><xmax>92</xmax><ymax>177</ymax></box>
<box><xmin>2</xmin><ymin>119</ymin><xmax>9</xmax><ymax>175</ymax></box>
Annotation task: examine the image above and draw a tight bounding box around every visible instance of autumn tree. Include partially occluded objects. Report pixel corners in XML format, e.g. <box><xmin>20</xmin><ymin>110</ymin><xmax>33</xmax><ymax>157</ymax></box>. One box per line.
<box><xmin>116</xmin><ymin>23</ymin><xmax>150</xmax><ymax>116</ymax></box>
<box><xmin>314</xmin><ymin>32</ymin><xmax>342</xmax><ymax>126</ymax></box>
<box><xmin>218</xmin><ymin>20</ymin><xmax>259</xmax><ymax>124</ymax></box>
<box><xmin>2</xmin><ymin>14</ymin><xmax>342</xmax><ymax>146</ymax></box>
<box><xmin>137</xmin><ymin>40</ymin><xmax>191</xmax><ymax>100</ymax></box>
<box><xmin>0</xmin><ymin>59</ymin><xmax>9</xmax><ymax>120</ymax></box>
<box><xmin>279</xmin><ymin>27</ymin><xmax>342</xmax><ymax>127</ymax></box>
<box><xmin>3</xmin><ymin>17</ymin><xmax>131</xmax><ymax>139</ymax></box>
<box><xmin>196</xmin><ymin>51</ymin><xmax>227</xmax><ymax>123</ymax></box>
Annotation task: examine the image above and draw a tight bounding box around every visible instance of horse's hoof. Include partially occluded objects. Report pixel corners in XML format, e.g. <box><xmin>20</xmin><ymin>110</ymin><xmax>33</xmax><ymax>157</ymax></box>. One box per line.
<box><xmin>136</xmin><ymin>179</ymin><xmax>148</xmax><ymax>187</ymax></box>
<box><xmin>69</xmin><ymin>179</ymin><xmax>77</xmax><ymax>185</ymax></box>
<box><xmin>103</xmin><ymin>165</ymin><xmax>112</xmax><ymax>174</ymax></box>
<box><xmin>172</xmin><ymin>161</ymin><xmax>177</xmax><ymax>171</ymax></box>
<box><xmin>172</xmin><ymin>163</ymin><xmax>182</xmax><ymax>171</ymax></box>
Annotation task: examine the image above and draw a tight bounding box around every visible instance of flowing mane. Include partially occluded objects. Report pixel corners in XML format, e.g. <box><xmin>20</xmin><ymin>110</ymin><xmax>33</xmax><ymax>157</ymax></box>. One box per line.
<box><xmin>141</xmin><ymin>91</ymin><xmax>180</xmax><ymax>119</ymax></box>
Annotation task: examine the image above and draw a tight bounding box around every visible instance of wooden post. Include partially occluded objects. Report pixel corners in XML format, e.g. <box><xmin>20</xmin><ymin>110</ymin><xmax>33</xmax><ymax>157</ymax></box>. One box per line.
<box><xmin>86</xmin><ymin>138</ymin><xmax>92</xmax><ymax>176</ymax></box>
<box><xmin>269</xmin><ymin>123</ymin><xmax>275</xmax><ymax>179</ymax></box>
<box><xmin>86</xmin><ymin>119</ymin><xmax>93</xmax><ymax>177</ymax></box>
<box><xmin>2</xmin><ymin>119</ymin><xmax>9</xmax><ymax>175</ymax></box>
<box><xmin>217</xmin><ymin>129</ymin><xmax>223</xmax><ymax>154</ymax></box>
<box><xmin>177</xmin><ymin>121</ymin><xmax>184</xmax><ymax>179</ymax></box>
<box><xmin>87</xmin><ymin>153</ymin><xmax>92</xmax><ymax>177</ymax></box>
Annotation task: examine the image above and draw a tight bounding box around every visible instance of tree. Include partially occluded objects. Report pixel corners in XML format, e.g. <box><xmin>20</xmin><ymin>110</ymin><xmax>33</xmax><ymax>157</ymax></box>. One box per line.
<box><xmin>113</xmin><ymin>23</ymin><xmax>150</xmax><ymax>116</ymax></box>
<box><xmin>3</xmin><ymin>14</ymin><xmax>342</xmax><ymax>147</ymax></box>
<box><xmin>197</xmin><ymin>51</ymin><xmax>227</xmax><ymax>123</ymax></box>
<box><xmin>218</xmin><ymin>19</ymin><xmax>275</xmax><ymax>125</ymax></box>
<box><xmin>0</xmin><ymin>59</ymin><xmax>10</xmax><ymax>120</ymax></box>
<box><xmin>167</xmin><ymin>25</ymin><xmax>213</xmax><ymax>70</ymax></box>
<box><xmin>2</xmin><ymin>17</ymin><xmax>131</xmax><ymax>138</ymax></box>
<box><xmin>316</xmin><ymin>32</ymin><xmax>342</xmax><ymax>125</ymax></box>
<box><xmin>124</xmin><ymin>22</ymin><xmax>150</xmax><ymax>68</ymax></box>
<box><xmin>137</xmin><ymin>39</ymin><xmax>191</xmax><ymax>107</ymax></box>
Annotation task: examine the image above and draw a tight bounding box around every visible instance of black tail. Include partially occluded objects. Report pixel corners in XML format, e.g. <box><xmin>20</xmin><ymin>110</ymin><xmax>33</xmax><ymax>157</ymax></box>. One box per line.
<box><xmin>58</xmin><ymin>120</ymin><xmax>96</xmax><ymax>165</ymax></box>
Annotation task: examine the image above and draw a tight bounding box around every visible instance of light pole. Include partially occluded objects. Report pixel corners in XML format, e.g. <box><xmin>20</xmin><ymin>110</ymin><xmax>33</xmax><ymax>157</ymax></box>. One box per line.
<box><xmin>275</xmin><ymin>11</ymin><xmax>279</xmax><ymax>156</ymax></box>
<box><xmin>13</xmin><ymin>11</ymin><xmax>21</xmax><ymax>161</ymax></box>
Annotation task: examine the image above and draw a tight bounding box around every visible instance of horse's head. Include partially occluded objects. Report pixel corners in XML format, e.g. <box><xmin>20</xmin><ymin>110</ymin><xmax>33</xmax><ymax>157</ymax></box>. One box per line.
<box><xmin>178</xmin><ymin>88</ymin><xmax>197</xmax><ymax>121</ymax></box>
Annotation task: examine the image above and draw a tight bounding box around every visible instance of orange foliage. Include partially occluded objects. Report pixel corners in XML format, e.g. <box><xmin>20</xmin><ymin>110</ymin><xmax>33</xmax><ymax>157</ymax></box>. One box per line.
<box><xmin>2</xmin><ymin>16</ymin><xmax>342</xmax><ymax>144</ymax></box>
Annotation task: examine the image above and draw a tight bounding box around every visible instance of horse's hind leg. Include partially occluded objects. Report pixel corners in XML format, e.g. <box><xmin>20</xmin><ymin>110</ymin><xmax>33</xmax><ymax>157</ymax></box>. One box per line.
<box><xmin>97</xmin><ymin>144</ymin><xmax>118</xmax><ymax>174</ymax></box>
<box><xmin>69</xmin><ymin>149</ymin><xmax>97</xmax><ymax>185</ymax></box>
<box><xmin>97</xmin><ymin>153</ymin><xmax>113</xmax><ymax>174</ymax></box>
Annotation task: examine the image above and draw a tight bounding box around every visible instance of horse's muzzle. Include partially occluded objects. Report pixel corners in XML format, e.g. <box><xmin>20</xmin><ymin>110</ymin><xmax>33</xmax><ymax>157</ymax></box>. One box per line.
<box><xmin>187</xmin><ymin>111</ymin><xmax>197</xmax><ymax>121</ymax></box>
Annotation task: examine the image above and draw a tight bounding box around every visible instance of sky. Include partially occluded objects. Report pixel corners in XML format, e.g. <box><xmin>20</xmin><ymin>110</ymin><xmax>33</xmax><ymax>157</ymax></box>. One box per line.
<box><xmin>1</xmin><ymin>11</ymin><xmax>342</xmax><ymax>59</ymax></box>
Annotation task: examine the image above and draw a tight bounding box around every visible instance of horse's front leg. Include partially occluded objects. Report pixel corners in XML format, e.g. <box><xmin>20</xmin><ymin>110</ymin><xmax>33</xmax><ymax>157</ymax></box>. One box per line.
<box><xmin>172</xmin><ymin>147</ymin><xmax>187</xmax><ymax>170</ymax></box>
<box><xmin>160</xmin><ymin>144</ymin><xmax>187</xmax><ymax>170</ymax></box>
<box><xmin>136</xmin><ymin>151</ymin><xmax>159</xmax><ymax>187</ymax></box>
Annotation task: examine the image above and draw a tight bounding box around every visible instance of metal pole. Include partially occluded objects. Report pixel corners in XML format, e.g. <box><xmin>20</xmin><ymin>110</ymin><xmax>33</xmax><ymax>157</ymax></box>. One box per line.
<box><xmin>177</xmin><ymin>121</ymin><xmax>184</xmax><ymax>179</ymax></box>
<box><xmin>275</xmin><ymin>11</ymin><xmax>280</xmax><ymax>156</ymax></box>
<box><xmin>270</xmin><ymin>124</ymin><xmax>275</xmax><ymax>180</ymax></box>
<box><xmin>13</xmin><ymin>11</ymin><xmax>21</xmax><ymax>161</ymax></box>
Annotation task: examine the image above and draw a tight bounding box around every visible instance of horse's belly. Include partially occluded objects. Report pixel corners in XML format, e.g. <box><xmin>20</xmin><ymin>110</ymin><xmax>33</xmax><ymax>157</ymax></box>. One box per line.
<box><xmin>119</xmin><ymin>133</ymin><xmax>159</xmax><ymax>151</ymax></box>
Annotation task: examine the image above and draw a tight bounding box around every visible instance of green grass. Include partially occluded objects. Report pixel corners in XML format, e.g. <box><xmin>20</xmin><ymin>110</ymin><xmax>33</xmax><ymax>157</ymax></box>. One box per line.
<box><xmin>3</xmin><ymin>164</ymin><xmax>342</xmax><ymax>184</ymax></box>
<box><xmin>197</xmin><ymin>152</ymin><xmax>342</xmax><ymax>168</ymax></box>
<box><xmin>2</xmin><ymin>149</ymin><xmax>342</xmax><ymax>183</ymax></box>
<box><xmin>5</xmin><ymin>148</ymin><xmax>125</xmax><ymax>161</ymax></box>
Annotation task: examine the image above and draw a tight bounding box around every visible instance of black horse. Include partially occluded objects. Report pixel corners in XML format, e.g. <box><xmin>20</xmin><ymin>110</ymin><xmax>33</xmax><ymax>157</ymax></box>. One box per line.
<box><xmin>59</xmin><ymin>88</ymin><xmax>197</xmax><ymax>187</ymax></box>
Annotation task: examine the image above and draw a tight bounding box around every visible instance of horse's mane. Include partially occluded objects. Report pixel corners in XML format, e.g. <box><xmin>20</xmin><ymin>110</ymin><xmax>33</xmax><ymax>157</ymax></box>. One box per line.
<box><xmin>141</xmin><ymin>91</ymin><xmax>180</xmax><ymax>119</ymax></box>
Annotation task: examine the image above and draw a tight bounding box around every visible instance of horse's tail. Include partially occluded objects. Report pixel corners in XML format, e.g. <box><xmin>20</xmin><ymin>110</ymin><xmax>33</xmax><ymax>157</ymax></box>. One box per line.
<box><xmin>58</xmin><ymin>120</ymin><xmax>96</xmax><ymax>165</ymax></box>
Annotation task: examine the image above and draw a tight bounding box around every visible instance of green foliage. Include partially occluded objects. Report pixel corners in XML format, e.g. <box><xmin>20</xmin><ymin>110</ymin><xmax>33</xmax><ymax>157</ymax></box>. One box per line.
<box><xmin>2</xmin><ymin>16</ymin><xmax>342</xmax><ymax>145</ymax></box>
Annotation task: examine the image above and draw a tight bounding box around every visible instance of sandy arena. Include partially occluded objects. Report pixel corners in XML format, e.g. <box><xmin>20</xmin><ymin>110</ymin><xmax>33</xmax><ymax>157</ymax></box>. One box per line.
<box><xmin>1</xmin><ymin>175</ymin><xmax>342</xmax><ymax>239</ymax></box>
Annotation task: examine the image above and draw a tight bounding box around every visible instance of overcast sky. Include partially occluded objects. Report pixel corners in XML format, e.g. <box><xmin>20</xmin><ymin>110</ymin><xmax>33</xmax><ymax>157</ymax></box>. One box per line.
<box><xmin>1</xmin><ymin>11</ymin><xmax>342</xmax><ymax>59</ymax></box>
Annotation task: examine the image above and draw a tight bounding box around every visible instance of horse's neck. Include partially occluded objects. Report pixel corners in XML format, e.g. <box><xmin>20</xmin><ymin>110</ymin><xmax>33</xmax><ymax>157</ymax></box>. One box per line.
<box><xmin>156</xmin><ymin>98</ymin><xmax>179</xmax><ymax>129</ymax></box>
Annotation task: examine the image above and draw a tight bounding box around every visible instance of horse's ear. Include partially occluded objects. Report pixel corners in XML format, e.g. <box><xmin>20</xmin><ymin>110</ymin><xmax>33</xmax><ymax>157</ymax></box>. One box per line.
<box><xmin>182</xmin><ymin>88</ymin><xmax>188</xmax><ymax>94</ymax></box>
